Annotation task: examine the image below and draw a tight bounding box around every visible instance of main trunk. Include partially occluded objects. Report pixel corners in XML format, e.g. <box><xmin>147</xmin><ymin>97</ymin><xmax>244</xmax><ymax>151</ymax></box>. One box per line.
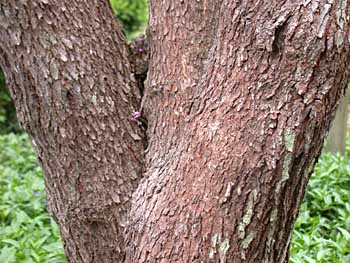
<box><xmin>1</xmin><ymin>1</ymin><xmax>349</xmax><ymax>263</ymax></box>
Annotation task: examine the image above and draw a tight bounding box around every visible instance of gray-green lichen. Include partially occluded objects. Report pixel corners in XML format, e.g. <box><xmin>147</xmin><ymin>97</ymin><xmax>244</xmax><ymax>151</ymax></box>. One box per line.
<box><xmin>241</xmin><ymin>232</ymin><xmax>255</xmax><ymax>249</ymax></box>
<box><xmin>219</xmin><ymin>238</ymin><xmax>230</xmax><ymax>262</ymax></box>
<box><xmin>208</xmin><ymin>233</ymin><xmax>220</xmax><ymax>259</ymax></box>
<box><xmin>275</xmin><ymin>129</ymin><xmax>296</xmax><ymax>193</ymax></box>
<box><xmin>208</xmin><ymin>233</ymin><xmax>230</xmax><ymax>262</ymax></box>
<box><xmin>240</xmin><ymin>232</ymin><xmax>255</xmax><ymax>261</ymax></box>
<box><xmin>275</xmin><ymin>153</ymin><xmax>292</xmax><ymax>193</ymax></box>
<box><xmin>264</xmin><ymin>209</ymin><xmax>278</xmax><ymax>262</ymax></box>
<box><xmin>284</xmin><ymin>129</ymin><xmax>295</xmax><ymax>152</ymax></box>
<box><xmin>238</xmin><ymin>190</ymin><xmax>257</xmax><ymax>239</ymax></box>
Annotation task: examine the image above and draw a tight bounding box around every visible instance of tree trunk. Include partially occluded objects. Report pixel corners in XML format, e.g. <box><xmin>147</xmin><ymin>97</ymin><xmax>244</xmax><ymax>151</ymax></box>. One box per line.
<box><xmin>1</xmin><ymin>1</ymin><xmax>349</xmax><ymax>263</ymax></box>
<box><xmin>0</xmin><ymin>1</ymin><xmax>145</xmax><ymax>262</ymax></box>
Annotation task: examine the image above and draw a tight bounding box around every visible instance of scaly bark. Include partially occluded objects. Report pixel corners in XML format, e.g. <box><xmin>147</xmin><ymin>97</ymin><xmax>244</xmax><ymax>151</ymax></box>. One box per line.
<box><xmin>0</xmin><ymin>1</ymin><xmax>145</xmax><ymax>262</ymax></box>
<box><xmin>126</xmin><ymin>1</ymin><xmax>350</xmax><ymax>262</ymax></box>
<box><xmin>1</xmin><ymin>0</ymin><xmax>350</xmax><ymax>263</ymax></box>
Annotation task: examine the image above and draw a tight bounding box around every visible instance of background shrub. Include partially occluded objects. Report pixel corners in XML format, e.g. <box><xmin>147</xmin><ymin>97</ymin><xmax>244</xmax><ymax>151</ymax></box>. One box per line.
<box><xmin>0</xmin><ymin>71</ymin><xmax>21</xmax><ymax>134</ymax></box>
<box><xmin>110</xmin><ymin>0</ymin><xmax>147</xmax><ymax>38</ymax></box>
<box><xmin>291</xmin><ymin>139</ymin><xmax>350</xmax><ymax>263</ymax></box>
<box><xmin>0</xmin><ymin>134</ymin><xmax>66</xmax><ymax>263</ymax></box>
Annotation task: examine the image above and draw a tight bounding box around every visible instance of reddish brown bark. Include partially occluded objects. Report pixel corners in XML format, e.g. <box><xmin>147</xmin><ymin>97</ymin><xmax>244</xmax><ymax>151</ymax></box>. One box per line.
<box><xmin>1</xmin><ymin>0</ymin><xmax>349</xmax><ymax>263</ymax></box>
<box><xmin>0</xmin><ymin>1</ymin><xmax>145</xmax><ymax>262</ymax></box>
<box><xmin>126</xmin><ymin>1</ymin><xmax>350</xmax><ymax>262</ymax></box>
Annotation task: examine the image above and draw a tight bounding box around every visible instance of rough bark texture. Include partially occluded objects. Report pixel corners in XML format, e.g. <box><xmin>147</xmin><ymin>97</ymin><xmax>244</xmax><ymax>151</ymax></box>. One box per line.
<box><xmin>0</xmin><ymin>1</ymin><xmax>145</xmax><ymax>262</ymax></box>
<box><xmin>126</xmin><ymin>1</ymin><xmax>350</xmax><ymax>262</ymax></box>
<box><xmin>1</xmin><ymin>0</ymin><xmax>350</xmax><ymax>263</ymax></box>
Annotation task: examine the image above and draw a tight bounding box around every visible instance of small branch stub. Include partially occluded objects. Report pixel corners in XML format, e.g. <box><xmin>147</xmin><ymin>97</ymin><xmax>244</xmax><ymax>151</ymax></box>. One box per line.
<box><xmin>131</xmin><ymin>111</ymin><xmax>148</xmax><ymax>131</ymax></box>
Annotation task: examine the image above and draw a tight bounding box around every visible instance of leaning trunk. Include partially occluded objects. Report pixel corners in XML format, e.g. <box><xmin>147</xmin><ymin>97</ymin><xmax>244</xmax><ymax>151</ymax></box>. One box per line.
<box><xmin>0</xmin><ymin>1</ymin><xmax>145</xmax><ymax>262</ymax></box>
<box><xmin>0</xmin><ymin>0</ymin><xmax>349</xmax><ymax>263</ymax></box>
<box><xmin>126</xmin><ymin>1</ymin><xmax>350</xmax><ymax>262</ymax></box>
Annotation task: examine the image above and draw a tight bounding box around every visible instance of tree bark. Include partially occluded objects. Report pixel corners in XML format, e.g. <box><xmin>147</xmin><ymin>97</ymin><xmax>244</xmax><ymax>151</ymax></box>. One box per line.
<box><xmin>126</xmin><ymin>1</ymin><xmax>350</xmax><ymax>262</ymax></box>
<box><xmin>1</xmin><ymin>1</ymin><xmax>350</xmax><ymax>263</ymax></box>
<box><xmin>0</xmin><ymin>1</ymin><xmax>145</xmax><ymax>262</ymax></box>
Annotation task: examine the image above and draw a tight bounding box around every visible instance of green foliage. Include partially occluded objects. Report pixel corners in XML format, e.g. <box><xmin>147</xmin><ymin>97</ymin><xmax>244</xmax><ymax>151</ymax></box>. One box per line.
<box><xmin>291</xmin><ymin>139</ymin><xmax>350</xmax><ymax>263</ymax></box>
<box><xmin>0</xmin><ymin>71</ymin><xmax>21</xmax><ymax>134</ymax></box>
<box><xmin>0</xmin><ymin>134</ymin><xmax>66</xmax><ymax>263</ymax></box>
<box><xmin>0</xmin><ymin>133</ymin><xmax>349</xmax><ymax>262</ymax></box>
<box><xmin>110</xmin><ymin>0</ymin><xmax>147</xmax><ymax>38</ymax></box>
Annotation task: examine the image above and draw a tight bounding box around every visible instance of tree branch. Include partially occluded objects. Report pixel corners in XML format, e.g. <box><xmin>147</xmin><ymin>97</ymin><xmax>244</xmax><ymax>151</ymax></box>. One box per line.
<box><xmin>0</xmin><ymin>0</ymin><xmax>146</xmax><ymax>261</ymax></box>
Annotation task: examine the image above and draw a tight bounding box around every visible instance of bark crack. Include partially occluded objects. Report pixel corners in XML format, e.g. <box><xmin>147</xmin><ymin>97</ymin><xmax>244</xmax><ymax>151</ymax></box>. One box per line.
<box><xmin>129</xmin><ymin>34</ymin><xmax>149</xmax><ymax>99</ymax></box>
<box><xmin>129</xmin><ymin>33</ymin><xmax>149</xmax><ymax>148</ymax></box>
<box><xmin>271</xmin><ymin>15</ymin><xmax>292</xmax><ymax>57</ymax></box>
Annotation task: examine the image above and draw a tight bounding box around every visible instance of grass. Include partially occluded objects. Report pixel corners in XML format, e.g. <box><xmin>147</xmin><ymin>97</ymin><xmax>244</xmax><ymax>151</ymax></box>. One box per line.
<box><xmin>291</xmin><ymin>139</ymin><xmax>350</xmax><ymax>263</ymax></box>
<box><xmin>0</xmin><ymin>134</ymin><xmax>66</xmax><ymax>263</ymax></box>
<box><xmin>0</xmin><ymin>133</ymin><xmax>349</xmax><ymax>262</ymax></box>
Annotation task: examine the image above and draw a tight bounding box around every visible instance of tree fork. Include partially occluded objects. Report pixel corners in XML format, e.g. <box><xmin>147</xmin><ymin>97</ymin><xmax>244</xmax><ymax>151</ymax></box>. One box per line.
<box><xmin>1</xmin><ymin>0</ymin><xmax>350</xmax><ymax>263</ymax></box>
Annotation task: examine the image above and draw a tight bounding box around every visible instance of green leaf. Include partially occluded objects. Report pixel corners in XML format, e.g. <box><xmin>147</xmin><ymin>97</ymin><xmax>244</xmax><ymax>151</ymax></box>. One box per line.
<box><xmin>0</xmin><ymin>246</ymin><xmax>16</xmax><ymax>263</ymax></box>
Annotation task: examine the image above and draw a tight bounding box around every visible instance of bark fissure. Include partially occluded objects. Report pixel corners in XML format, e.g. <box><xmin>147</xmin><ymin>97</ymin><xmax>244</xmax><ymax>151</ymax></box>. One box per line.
<box><xmin>129</xmin><ymin>34</ymin><xmax>149</xmax><ymax>99</ymax></box>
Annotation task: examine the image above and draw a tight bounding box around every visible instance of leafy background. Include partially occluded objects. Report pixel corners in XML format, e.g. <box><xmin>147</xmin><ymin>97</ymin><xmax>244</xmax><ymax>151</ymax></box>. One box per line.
<box><xmin>0</xmin><ymin>71</ymin><xmax>20</xmax><ymax>135</ymax></box>
<box><xmin>110</xmin><ymin>0</ymin><xmax>147</xmax><ymax>39</ymax></box>
<box><xmin>291</xmin><ymin>143</ymin><xmax>350</xmax><ymax>263</ymax></box>
<box><xmin>0</xmin><ymin>135</ymin><xmax>66</xmax><ymax>263</ymax></box>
